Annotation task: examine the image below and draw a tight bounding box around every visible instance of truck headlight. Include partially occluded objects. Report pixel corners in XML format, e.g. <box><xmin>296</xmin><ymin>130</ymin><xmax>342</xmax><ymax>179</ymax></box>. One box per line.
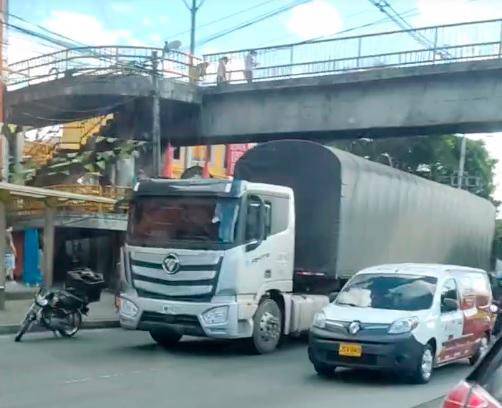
<box><xmin>388</xmin><ymin>316</ymin><xmax>419</xmax><ymax>334</ymax></box>
<box><xmin>202</xmin><ymin>306</ymin><xmax>228</xmax><ymax>325</ymax></box>
<box><xmin>120</xmin><ymin>298</ymin><xmax>139</xmax><ymax>318</ymax></box>
<box><xmin>312</xmin><ymin>312</ymin><xmax>326</xmax><ymax>329</ymax></box>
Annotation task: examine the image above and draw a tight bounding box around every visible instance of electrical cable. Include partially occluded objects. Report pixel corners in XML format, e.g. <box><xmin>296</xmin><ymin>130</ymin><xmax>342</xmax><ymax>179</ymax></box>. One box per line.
<box><xmin>196</xmin><ymin>0</ymin><xmax>311</xmax><ymax>47</ymax></box>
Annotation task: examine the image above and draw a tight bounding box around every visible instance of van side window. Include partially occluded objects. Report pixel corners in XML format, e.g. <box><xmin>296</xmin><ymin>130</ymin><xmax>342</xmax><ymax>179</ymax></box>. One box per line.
<box><xmin>441</xmin><ymin>279</ymin><xmax>459</xmax><ymax>313</ymax></box>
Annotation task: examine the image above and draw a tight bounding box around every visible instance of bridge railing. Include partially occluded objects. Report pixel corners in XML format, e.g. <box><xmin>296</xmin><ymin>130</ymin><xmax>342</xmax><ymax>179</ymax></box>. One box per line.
<box><xmin>7</xmin><ymin>46</ymin><xmax>201</xmax><ymax>90</ymax></box>
<box><xmin>202</xmin><ymin>18</ymin><xmax>502</xmax><ymax>84</ymax></box>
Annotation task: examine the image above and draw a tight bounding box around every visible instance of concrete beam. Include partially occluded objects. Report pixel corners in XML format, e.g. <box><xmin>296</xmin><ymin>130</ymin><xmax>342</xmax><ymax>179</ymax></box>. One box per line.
<box><xmin>12</xmin><ymin>213</ymin><xmax>128</xmax><ymax>231</ymax></box>
<box><xmin>199</xmin><ymin>59</ymin><xmax>502</xmax><ymax>143</ymax></box>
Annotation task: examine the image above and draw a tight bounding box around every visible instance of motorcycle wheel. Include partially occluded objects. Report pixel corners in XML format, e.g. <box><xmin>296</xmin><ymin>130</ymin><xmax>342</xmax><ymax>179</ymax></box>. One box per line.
<box><xmin>58</xmin><ymin>310</ymin><xmax>82</xmax><ymax>337</ymax></box>
<box><xmin>15</xmin><ymin>315</ymin><xmax>33</xmax><ymax>342</ymax></box>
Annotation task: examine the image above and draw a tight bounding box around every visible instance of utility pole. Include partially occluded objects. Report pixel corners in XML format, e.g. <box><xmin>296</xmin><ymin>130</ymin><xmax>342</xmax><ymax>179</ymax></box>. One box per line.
<box><xmin>457</xmin><ymin>135</ymin><xmax>467</xmax><ymax>189</ymax></box>
<box><xmin>151</xmin><ymin>51</ymin><xmax>161</xmax><ymax>176</ymax></box>
<box><xmin>183</xmin><ymin>0</ymin><xmax>205</xmax><ymax>57</ymax></box>
<box><xmin>182</xmin><ymin>0</ymin><xmax>205</xmax><ymax>172</ymax></box>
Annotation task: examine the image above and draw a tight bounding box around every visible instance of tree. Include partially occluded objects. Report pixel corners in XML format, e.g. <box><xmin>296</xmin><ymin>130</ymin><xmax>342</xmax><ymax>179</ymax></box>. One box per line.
<box><xmin>332</xmin><ymin>135</ymin><xmax>498</xmax><ymax>201</ymax></box>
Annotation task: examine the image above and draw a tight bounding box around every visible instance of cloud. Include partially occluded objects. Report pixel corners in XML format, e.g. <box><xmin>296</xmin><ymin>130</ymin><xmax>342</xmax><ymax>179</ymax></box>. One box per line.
<box><xmin>43</xmin><ymin>10</ymin><xmax>134</xmax><ymax>45</ymax></box>
<box><xmin>414</xmin><ymin>0</ymin><xmax>502</xmax><ymax>26</ymax></box>
<box><xmin>286</xmin><ymin>0</ymin><xmax>342</xmax><ymax>40</ymax></box>
<box><xmin>110</xmin><ymin>2</ymin><xmax>135</xmax><ymax>14</ymax></box>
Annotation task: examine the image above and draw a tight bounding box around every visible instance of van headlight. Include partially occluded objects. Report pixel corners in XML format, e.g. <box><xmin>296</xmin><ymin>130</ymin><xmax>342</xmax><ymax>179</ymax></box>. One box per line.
<box><xmin>202</xmin><ymin>306</ymin><xmax>228</xmax><ymax>325</ymax></box>
<box><xmin>388</xmin><ymin>316</ymin><xmax>419</xmax><ymax>334</ymax></box>
<box><xmin>312</xmin><ymin>312</ymin><xmax>326</xmax><ymax>329</ymax></box>
<box><xmin>120</xmin><ymin>298</ymin><xmax>139</xmax><ymax>318</ymax></box>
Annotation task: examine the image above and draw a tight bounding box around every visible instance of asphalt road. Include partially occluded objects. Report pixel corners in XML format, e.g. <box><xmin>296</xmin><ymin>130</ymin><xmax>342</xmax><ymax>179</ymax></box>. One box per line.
<box><xmin>1</xmin><ymin>329</ymin><xmax>471</xmax><ymax>408</ymax></box>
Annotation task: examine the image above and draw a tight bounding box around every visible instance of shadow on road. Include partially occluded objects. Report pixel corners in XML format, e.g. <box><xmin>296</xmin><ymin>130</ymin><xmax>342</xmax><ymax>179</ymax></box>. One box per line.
<box><xmin>117</xmin><ymin>334</ymin><xmax>310</xmax><ymax>359</ymax></box>
<box><xmin>304</xmin><ymin>360</ymin><xmax>469</xmax><ymax>387</ymax></box>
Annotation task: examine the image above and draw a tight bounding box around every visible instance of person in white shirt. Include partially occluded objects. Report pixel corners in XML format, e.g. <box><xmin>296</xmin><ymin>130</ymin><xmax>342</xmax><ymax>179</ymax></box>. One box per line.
<box><xmin>217</xmin><ymin>56</ymin><xmax>229</xmax><ymax>85</ymax></box>
<box><xmin>244</xmin><ymin>50</ymin><xmax>258</xmax><ymax>84</ymax></box>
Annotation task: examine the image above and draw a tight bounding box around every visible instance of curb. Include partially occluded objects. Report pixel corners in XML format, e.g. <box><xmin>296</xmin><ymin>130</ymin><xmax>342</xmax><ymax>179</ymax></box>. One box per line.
<box><xmin>0</xmin><ymin>319</ymin><xmax>120</xmax><ymax>335</ymax></box>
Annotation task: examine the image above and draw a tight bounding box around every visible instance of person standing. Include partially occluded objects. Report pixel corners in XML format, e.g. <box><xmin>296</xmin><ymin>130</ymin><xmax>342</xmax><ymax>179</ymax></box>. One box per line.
<box><xmin>5</xmin><ymin>227</ymin><xmax>16</xmax><ymax>281</ymax></box>
<box><xmin>244</xmin><ymin>50</ymin><xmax>258</xmax><ymax>84</ymax></box>
<box><xmin>216</xmin><ymin>56</ymin><xmax>229</xmax><ymax>85</ymax></box>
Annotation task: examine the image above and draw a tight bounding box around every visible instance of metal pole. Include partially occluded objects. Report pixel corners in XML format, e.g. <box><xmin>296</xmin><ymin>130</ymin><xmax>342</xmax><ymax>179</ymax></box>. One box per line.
<box><xmin>43</xmin><ymin>206</ymin><xmax>55</xmax><ymax>286</ymax></box>
<box><xmin>151</xmin><ymin>51</ymin><xmax>161</xmax><ymax>176</ymax></box>
<box><xmin>0</xmin><ymin>200</ymin><xmax>6</xmax><ymax>310</ymax></box>
<box><xmin>458</xmin><ymin>135</ymin><xmax>466</xmax><ymax>189</ymax></box>
<box><xmin>356</xmin><ymin>37</ymin><xmax>362</xmax><ymax>68</ymax></box>
<box><xmin>498</xmin><ymin>20</ymin><xmax>502</xmax><ymax>57</ymax></box>
<box><xmin>189</xmin><ymin>0</ymin><xmax>197</xmax><ymax>57</ymax></box>
<box><xmin>432</xmin><ymin>26</ymin><xmax>438</xmax><ymax>63</ymax></box>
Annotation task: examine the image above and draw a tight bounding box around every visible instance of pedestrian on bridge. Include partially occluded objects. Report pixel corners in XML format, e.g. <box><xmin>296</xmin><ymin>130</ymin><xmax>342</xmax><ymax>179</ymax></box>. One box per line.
<box><xmin>244</xmin><ymin>50</ymin><xmax>258</xmax><ymax>84</ymax></box>
<box><xmin>217</xmin><ymin>56</ymin><xmax>229</xmax><ymax>86</ymax></box>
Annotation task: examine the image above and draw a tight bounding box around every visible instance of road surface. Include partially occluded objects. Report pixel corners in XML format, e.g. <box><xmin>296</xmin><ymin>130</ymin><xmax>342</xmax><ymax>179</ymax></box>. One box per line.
<box><xmin>1</xmin><ymin>329</ymin><xmax>470</xmax><ymax>408</ymax></box>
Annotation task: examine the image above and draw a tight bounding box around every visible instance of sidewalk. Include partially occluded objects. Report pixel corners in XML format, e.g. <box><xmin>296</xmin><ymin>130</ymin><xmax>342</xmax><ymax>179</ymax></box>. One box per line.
<box><xmin>0</xmin><ymin>291</ymin><xmax>119</xmax><ymax>334</ymax></box>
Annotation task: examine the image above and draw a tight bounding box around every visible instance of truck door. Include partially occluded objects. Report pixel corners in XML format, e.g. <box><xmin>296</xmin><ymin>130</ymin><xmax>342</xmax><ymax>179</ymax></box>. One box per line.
<box><xmin>437</xmin><ymin>278</ymin><xmax>465</xmax><ymax>363</ymax></box>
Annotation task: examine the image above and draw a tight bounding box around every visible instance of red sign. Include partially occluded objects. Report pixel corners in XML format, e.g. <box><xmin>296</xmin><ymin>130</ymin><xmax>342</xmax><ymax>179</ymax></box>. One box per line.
<box><xmin>226</xmin><ymin>144</ymin><xmax>252</xmax><ymax>176</ymax></box>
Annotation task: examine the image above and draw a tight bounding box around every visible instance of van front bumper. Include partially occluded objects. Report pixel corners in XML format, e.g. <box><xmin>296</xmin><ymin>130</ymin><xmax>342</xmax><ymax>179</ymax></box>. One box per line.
<box><xmin>308</xmin><ymin>328</ymin><xmax>424</xmax><ymax>372</ymax></box>
<box><xmin>118</xmin><ymin>292</ymin><xmax>254</xmax><ymax>339</ymax></box>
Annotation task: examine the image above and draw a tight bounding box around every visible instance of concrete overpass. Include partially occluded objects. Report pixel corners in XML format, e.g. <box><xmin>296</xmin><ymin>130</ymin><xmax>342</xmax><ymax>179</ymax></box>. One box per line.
<box><xmin>6</xmin><ymin>19</ymin><xmax>502</xmax><ymax>144</ymax></box>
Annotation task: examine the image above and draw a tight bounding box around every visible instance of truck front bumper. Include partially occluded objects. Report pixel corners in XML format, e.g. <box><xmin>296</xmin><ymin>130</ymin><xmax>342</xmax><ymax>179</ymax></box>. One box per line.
<box><xmin>118</xmin><ymin>291</ymin><xmax>254</xmax><ymax>339</ymax></box>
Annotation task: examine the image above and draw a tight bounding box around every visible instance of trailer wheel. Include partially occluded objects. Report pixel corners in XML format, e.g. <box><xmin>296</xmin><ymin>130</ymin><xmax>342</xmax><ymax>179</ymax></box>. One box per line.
<box><xmin>248</xmin><ymin>298</ymin><xmax>282</xmax><ymax>354</ymax></box>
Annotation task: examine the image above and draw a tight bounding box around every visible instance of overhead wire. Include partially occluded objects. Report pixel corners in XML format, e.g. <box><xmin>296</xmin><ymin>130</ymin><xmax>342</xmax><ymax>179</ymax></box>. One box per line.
<box><xmin>196</xmin><ymin>0</ymin><xmax>312</xmax><ymax>47</ymax></box>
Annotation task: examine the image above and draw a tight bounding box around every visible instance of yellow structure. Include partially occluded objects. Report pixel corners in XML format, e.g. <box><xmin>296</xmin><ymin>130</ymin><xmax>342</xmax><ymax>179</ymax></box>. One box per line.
<box><xmin>171</xmin><ymin>145</ymin><xmax>230</xmax><ymax>179</ymax></box>
<box><xmin>60</xmin><ymin>114</ymin><xmax>113</xmax><ymax>150</ymax></box>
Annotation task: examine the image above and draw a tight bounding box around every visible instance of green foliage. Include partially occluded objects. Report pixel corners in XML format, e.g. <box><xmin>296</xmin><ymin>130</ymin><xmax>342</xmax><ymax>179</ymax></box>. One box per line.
<box><xmin>494</xmin><ymin>220</ymin><xmax>502</xmax><ymax>260</ymax></box>
<box><xmin>332</xmin><ymin>135</ymin><xmax>497</xmax><ymax>201</ymax></box>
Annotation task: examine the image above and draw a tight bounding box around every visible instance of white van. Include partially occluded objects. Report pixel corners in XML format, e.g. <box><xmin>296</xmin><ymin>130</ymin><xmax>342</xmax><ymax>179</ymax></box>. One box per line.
<box><xmin>308</xmin><ymin>264</ymin><xmax>495</xmax><ymax>383</ymax></box>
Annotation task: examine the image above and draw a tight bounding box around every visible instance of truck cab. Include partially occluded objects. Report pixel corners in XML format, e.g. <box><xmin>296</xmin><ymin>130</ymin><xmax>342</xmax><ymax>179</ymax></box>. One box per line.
<box><xmin>119</xmin><ymin>178</ymin><xmax>308</xmax><ymax>353</ymax></box>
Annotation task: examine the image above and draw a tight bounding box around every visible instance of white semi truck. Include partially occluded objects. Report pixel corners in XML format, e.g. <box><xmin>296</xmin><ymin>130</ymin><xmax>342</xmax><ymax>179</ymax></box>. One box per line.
<box><xmin>118</xmin><ymin>140</ymin><xmax>495</xmax><ymax>353</ymax></box>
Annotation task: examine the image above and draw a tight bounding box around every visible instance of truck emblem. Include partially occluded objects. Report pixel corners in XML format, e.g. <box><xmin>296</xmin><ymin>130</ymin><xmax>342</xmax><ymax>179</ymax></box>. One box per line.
<box><xmin>348</xmin><ymin>321</ymin><xmax>361</xmax><ymax>335</ymax></box>
<box><xmin>162</xmin><ymin>254</ymin><xmax>180</xmax><ymax>274</ymax></box>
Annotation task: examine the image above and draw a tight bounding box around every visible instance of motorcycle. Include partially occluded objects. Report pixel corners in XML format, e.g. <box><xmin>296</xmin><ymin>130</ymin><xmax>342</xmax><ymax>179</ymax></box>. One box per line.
<box><xmin>15</xmin><ymin>269</ymin><xmax>105</xmax><ymax>342</ymax></box>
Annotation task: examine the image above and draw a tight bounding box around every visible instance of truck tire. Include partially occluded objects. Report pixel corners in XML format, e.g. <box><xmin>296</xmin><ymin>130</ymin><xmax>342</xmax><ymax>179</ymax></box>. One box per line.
<box><xmin>248</xmin><ymin>298</ymin><xmax>283</xmax><ymax>354</ymax></box>
<box><xmin>409</xmin><ymin>344</ymin><xmax>434</xmax><ymax>384</ymax></box>
<box><xmin>150</xmin><ymin>329</ymin><xmax>182</xmax><ymax>348</ymax></box>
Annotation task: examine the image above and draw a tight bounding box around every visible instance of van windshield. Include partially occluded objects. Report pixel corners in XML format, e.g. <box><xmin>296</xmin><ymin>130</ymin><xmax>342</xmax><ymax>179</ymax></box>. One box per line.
<box><xmin>336</xmin><ymin>274</ymin><xmax>437</xmax><ymax>311</ymax></box>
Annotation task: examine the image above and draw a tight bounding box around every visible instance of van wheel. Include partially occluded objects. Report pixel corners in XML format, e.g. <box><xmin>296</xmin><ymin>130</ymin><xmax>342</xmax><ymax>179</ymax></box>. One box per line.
<box><xmin>469</xmin><ymin>334</ymin><xmax>489</xmax><ymax>366</ymax></box>
<box><xmin>248</xmin><ymin>298</ymin><xmax>282</xmax><ymax>354</ymax></box>
<box><xmin>150</xmin><ymin>329</ymin><xmax>182</xmax><ymax>348</ymax></box>
<box><xmin>410</xmin><ymin>344</ymin><xmax>434</xmax><ymax>384</ymax></box>
<box><xmin>314</xmin><ymin>363</ymin><xmax>336</xmax><ymax>378</ymax></box>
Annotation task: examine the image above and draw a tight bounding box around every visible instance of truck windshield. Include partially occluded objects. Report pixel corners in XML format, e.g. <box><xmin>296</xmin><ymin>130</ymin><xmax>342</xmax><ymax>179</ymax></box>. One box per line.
<box><xmin>127</xmin><ymin>196</ymin><xmax>239</xmax><ymax>246</ymax></box>
<box><xmin>336</xmin><ymin>274</ymin><xmax>437</xmax><ymax>311</ymax></box>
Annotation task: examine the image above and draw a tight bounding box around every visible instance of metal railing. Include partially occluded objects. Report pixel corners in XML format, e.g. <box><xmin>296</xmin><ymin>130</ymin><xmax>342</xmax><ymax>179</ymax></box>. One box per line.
<box><xmin>7</xmin><ymin>46</ymin><xmax>201</xmax><ymax>90</ymax></box>
<box><xmin>7</xmin><ymin>18</ymin><xmax>502</xmax><ymax>89</ymax></box>
<box><xmin>202</xmin><ymin>18</ymin><xmax>502</xmax><ymax>84</ymax></box>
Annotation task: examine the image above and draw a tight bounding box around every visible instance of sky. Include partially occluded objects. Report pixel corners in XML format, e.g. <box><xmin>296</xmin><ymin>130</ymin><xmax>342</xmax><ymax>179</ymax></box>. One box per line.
<box><xmin>6</xmin><ymin>0</ymin><xmax>502</xmax><ymax>201</ymax></box>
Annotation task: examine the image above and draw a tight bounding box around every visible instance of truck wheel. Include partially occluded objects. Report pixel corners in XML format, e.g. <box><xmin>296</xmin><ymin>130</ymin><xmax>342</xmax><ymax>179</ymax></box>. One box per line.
<box><xmin>248</xmin><ymin>298</ymin><xmax>282</xmax><ymax>354</ymax></box>
<box><xmin>409</xmin><ymin>344</ymin><xmax>434</xmax><ymax>384</ymax></box>
<box><xmin>469</xmin><ymin>334</ymin><xmax>489</xmax><ymax>366</ymax></box>
<box><xmin>150</xmin><ymin>329</ymin><xmax>182</xmax><ymax>348</ymax></box>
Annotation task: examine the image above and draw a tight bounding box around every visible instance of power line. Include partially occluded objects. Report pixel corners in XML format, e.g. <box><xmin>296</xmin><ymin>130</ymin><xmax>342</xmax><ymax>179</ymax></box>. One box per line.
<box><xmin>166</xmin><ymin>0</ymin><xmax>280</xmax><ymax>40</ymax></box>
<box><xmin>196</xmin><ymin>0</ymin><xmax>311</xmax><ymax>47</ymax></box>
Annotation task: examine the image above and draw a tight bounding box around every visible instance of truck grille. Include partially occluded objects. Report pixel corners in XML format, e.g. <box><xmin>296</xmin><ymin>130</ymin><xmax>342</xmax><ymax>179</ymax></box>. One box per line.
<box><xmin>129</xmin><ymin>252</ymin><xmax>222</xmax><ymax>300</ymax></box>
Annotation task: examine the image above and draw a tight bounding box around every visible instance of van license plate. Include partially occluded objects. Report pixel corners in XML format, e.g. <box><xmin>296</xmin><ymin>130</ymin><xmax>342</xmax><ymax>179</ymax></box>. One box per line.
<box><xmin>339</xmin><ymin>343</ymin><xmax>362</xmax><ymax>357</ymax></box>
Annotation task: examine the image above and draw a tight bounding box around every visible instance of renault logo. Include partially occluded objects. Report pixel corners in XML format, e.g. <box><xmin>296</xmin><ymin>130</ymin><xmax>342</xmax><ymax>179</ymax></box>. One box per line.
<box><xmin>348</xmin><ymin>321</ymin><xmax>361</xmax><ymax>335</ymax></box>
<box><xmin>162</xmin><ymin>254</ymin><xmax>180</xmax><ymax>274</ymax></box>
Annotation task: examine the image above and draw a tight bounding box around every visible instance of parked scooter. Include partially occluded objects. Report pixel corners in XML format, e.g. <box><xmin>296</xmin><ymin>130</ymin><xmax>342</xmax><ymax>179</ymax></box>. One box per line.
<box><xmin>15</xmin><ymin>268</ymin><xmax>105</xmax><ymax>342</ymax></box>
